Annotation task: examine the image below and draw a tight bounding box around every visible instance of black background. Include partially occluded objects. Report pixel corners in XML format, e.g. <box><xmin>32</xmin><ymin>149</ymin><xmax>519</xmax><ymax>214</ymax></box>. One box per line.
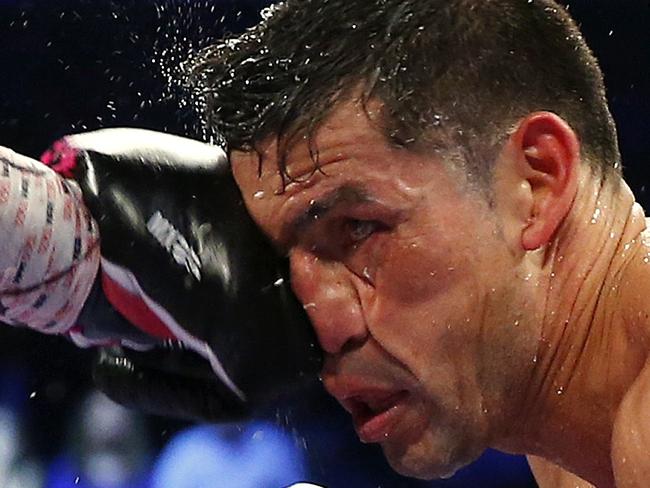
<box><xmin>0</xmin><ymin>1</ymin><xmax>647</xmax><ymax>487</ymax></box>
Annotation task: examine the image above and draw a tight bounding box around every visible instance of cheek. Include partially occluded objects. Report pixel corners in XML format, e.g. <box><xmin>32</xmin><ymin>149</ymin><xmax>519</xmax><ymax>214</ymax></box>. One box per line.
<box><xmin>362</xmin><ymin>224</ymin><xmax>499</xmax><ymax>370</ymax></box>
<box><xmin>363</xmin><ymin>239</ymin><xmax>466</xmax><ymax>354</ymax></box>
<box><xmin>371</xmin><ymin>223</ymin><xmax>472</xmax><ymax>310</ymax></box>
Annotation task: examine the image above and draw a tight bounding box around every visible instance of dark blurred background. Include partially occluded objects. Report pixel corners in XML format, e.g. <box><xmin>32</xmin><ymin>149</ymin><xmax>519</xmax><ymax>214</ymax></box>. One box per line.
<box><xmin>0</xmin><ymin>1</ymin><xmax>647</xmax><ymax>487</ymax></box>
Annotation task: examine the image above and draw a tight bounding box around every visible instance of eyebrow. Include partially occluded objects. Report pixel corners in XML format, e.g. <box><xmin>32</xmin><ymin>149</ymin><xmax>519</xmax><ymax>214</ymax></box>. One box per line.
<box><xmin>287</xmin><ymin>184</ymin><xmax>374</xmax><ymax>236</ymax></box>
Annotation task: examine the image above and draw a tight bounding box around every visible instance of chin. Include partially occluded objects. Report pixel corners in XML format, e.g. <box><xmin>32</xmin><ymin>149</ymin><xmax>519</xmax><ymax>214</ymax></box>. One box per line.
<box><xmin>383</xmin><ymin>447</ymin><xmax>466</xmax><ymax>480</ymax></box>
<box><xmin>381</xmin><ymin>425</ymin><xmax>484</xmax><ymax>480</ymax></box>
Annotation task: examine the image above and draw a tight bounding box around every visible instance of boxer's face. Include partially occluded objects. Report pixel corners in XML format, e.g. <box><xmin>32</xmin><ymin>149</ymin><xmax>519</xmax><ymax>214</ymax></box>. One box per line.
<box><xmin>232</xmin><ymin>99</ymin><xmax>539</xmax><ymax>479</ymax></box>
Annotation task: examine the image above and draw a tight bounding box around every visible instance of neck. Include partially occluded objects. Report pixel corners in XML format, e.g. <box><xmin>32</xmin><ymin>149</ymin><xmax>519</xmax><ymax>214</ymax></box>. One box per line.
<box><xmin>497</xmin><ymin>174</ymin><xmax>650</xmax><ymax>487</ymax></box>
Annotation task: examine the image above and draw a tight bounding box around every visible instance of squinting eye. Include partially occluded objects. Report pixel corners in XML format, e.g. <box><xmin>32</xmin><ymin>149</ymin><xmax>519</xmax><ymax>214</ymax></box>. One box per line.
<box><xmin>346</xmin><ymin>219</ymin><xmax>380</xmax><ymax>243</ymax></box>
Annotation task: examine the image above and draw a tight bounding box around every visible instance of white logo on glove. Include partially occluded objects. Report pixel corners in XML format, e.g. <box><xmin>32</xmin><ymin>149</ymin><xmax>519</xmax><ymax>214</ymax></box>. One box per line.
<box><xmin>147</xmin><ymin>211</ymin><xmax>202</xmax><ymax>281</ymax></box>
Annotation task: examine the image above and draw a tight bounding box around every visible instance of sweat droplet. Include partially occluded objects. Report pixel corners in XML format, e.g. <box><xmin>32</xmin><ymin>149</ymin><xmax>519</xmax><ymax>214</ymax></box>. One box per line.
<box><xmin>253</xmin><ymin>190</ymin><xmax>265</xmax><ymax>199</ymax></box>
<box><xmin>590</xmin><ymin>207</ymin><xmax>601</xmax><ymax>224</ymax></box>
<box><xmin>556</xmin><ymin>387</ymin><xmax>564</xmax><ymax>395</ymax></box>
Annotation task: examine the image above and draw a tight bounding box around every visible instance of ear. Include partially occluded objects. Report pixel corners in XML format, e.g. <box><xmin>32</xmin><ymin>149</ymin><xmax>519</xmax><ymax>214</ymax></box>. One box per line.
<box><xmin>509</xmin><ymin>112</ymin><xmax>581</xmax><ymax>251</ymax></box>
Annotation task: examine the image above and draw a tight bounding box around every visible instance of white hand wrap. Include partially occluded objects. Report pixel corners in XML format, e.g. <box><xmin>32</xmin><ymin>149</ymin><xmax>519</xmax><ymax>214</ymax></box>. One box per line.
<box><xmin>0</xmin><ymin>146</ymin><xmax>99</xmax><ymax>340</ymax></box>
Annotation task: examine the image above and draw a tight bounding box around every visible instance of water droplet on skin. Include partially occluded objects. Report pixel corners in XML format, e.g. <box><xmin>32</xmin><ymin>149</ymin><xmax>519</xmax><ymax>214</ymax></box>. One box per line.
<box><xmin>513</xmin><ymin>320</ymin><xmax>520</xmax><ymax>327</ymax></box>
<box><xmin>303</xmin><ymin>302</ymin><xmax>317</xmax><ymax>310</ymax></box>
<box><xmin>590</xmin><ymin>207</ymin><xmax>601</xmax><ymax>224</ymax></box>
<box><xmin>624</xmin><ymin>242</ymin><xmax>632</xmax><ymax>252</ymax></box>
<box><xmin>556</xmin><ymin>386</ymin><xmax>564</xmax><ymax>395</ymax></box>
<box><xmin>253</xmin><ymin>190</ymin><xmax>265</xmax><ymax>200</ymax></box>
<box><xmin>532</xmin><ymin>355</ymin><xmax>538</xmax><ymax>364</ymax></box>
<box><xmin>362</xmin><ymin>267</ymin><xmax>371</xmax><ymax>281</ymax></box>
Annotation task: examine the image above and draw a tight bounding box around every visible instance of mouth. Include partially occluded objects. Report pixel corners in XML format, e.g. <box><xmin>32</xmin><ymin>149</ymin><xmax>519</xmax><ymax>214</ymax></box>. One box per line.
<box><xmin>342</xmin><ymin>390</ymin><xmax>410</xmax><ymax>443</ymax></box>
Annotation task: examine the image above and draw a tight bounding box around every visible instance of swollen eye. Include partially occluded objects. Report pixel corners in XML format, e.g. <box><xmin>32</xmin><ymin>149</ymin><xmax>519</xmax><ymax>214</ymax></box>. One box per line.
<box><xmin>347</xmin><ymin>219</ymin><xmax>379</xmax><ymax>243</ymax></box>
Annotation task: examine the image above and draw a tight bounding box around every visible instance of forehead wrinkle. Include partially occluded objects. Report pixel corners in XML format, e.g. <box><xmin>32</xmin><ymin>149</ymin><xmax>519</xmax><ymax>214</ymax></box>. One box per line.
<box><xmin>265</xmin><ymin>101</ymin><xmax>387</xmax><ymax>184</ymax></box>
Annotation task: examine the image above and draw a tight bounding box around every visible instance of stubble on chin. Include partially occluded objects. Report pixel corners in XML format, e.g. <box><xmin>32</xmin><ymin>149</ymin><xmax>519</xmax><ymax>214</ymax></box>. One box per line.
<box><xmin>382</xmin><ymin>419</ymin><xmax>485</xmax><ymax>481</ymax></box>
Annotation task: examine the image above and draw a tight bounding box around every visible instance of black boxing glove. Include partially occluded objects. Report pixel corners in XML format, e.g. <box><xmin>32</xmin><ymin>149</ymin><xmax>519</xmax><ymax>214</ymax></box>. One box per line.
<box><xmin>41</xmin><ymin>129</ymin><xmax>322</xmax><ymax>421</ymax></box>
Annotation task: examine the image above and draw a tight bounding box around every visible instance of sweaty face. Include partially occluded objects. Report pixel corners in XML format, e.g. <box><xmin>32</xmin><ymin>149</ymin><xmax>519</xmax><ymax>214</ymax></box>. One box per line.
<box><xmin>232</xmin><ymin>100</ymin><xmax>538</xmax><ymax>479</ymax></box>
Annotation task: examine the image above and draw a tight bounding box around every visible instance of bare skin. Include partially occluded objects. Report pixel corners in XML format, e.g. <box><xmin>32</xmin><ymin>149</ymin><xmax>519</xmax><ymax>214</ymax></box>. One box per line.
<box><xmin>231</xmin><ymin>98</ymin><xmax>650</xmax><ymax>487</ymax></box>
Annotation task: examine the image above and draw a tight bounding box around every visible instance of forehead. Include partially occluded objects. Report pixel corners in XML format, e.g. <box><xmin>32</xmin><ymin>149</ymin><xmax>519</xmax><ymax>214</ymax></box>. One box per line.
<box><xmin>233</xmin><ymin>98</ymin><xmax>386</xmax><ymax>186</ymax></box>
<box><xmin>230</xmin><ymin>98</ymin><xmax>462</xmax><ymax>239</ymax></box>
<box><xmin>232</xmin><ymin>98</ymin><xmax>422</xmax><ymax>194</ymax></box>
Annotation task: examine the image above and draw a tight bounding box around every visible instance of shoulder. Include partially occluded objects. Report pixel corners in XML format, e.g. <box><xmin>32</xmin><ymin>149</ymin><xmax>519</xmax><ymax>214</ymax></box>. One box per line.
<box><xmin>527</xmin><ymin>456</ymin><xmax>595</xmax><ymax>488</ymax></box>
<box><xmin>612</xmin><ymin>359</ymin><xmax>650</xmax><ymax>488</ymax></box>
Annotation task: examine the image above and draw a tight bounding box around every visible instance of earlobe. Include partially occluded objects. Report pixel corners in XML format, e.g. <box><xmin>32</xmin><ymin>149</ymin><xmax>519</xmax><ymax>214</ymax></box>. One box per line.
<box><xmin>516</xmin><ymin>112</ymin><xmax>580</xmax><ymax>251</ymax></box>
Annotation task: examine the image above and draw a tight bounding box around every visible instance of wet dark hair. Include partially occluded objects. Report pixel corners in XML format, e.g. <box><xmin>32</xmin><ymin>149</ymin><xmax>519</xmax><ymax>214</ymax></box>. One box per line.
<box><xmin>191</xmin><ymin>0</ymin><xmax>621</xmax><ymax>186</ymax></box>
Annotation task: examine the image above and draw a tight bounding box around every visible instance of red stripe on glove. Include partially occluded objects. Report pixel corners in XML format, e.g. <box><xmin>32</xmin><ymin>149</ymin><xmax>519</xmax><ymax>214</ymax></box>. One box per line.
<box><xmin>101</xmin><ymin>273</ymin><xmax>177</xmax><ymax>340</ymax></box>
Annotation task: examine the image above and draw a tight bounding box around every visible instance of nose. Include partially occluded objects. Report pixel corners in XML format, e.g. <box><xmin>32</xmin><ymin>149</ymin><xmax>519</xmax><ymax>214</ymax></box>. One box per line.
<box><xmin>289</xmin><ymin>247</ymin><xmax>368</xmax><ymax>355</ymax></box>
